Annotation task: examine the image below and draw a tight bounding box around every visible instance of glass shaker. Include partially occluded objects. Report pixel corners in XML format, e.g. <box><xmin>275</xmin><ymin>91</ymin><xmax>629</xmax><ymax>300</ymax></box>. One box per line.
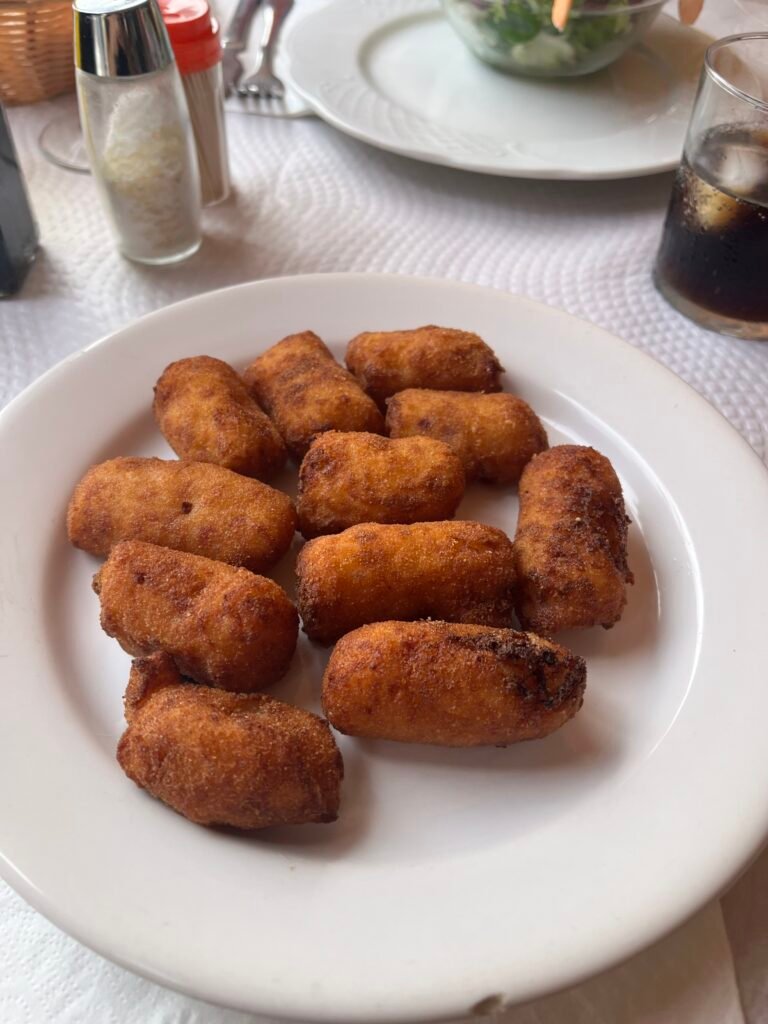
<box><xmin>73</xmin><ymin>0</ymin><xmax>202</xmax><ymax>265</ymax></box>
<box><xmin>159</xmin><ymin>0</ymin><xmax>231</xmax><ymax>206</ymax></box>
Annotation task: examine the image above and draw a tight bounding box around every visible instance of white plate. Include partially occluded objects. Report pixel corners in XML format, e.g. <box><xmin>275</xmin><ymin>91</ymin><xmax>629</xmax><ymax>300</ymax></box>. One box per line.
<box><xmin>283</xmin><ymin>0</ymin><xmax>711</xmax><ymax>180</ymax></box>
<box><xmin>2</xmin><ymin>274</ymin><xmax>768</xmax><ymax>1023</ymax></box>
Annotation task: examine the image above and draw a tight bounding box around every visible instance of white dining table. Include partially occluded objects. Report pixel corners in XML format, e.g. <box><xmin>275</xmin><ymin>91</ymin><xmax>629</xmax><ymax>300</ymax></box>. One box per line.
<box><xmin>1</xmin><ymin>2</ymin><xmax>767</xmax><ymax>1022</ymax></box>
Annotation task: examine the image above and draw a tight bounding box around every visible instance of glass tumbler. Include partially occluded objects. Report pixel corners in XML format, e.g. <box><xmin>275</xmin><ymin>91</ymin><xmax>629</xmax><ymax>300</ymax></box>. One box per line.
<box><xmin>654</xmin><ymin>33</ymin><xmax>768</xmax><ymax>340</ymax></box>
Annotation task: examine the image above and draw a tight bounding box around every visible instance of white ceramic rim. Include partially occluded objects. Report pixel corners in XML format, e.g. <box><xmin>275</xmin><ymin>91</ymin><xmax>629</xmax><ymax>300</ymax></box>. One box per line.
<box><xmin>2</xmin><ymin>273</ymin><xmax>768</xmax><ymax>1022</ymax></box>
<box><xmin>283</xmin><ymin>1</ymin><xmax>700</xmax><ymax>181</ymax></box>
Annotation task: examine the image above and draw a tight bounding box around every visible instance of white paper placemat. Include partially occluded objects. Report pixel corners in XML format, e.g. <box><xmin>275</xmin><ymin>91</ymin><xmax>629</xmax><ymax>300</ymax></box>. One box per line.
<box><xmin>1</xmin><ymin>3</ymin><xmax>766</xmax><ymax>1021</ymax></box>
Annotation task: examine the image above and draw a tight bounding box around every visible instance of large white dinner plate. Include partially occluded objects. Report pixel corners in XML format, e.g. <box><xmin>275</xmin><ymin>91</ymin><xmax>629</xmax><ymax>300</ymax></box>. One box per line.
<box><xmin>283</xmin><ymin>0</ymin><xmax>710</xmax><ymax>180</ymax></box>
<box><xmin>1</xmin><ymin>274</ymin><xmax>768</xmax><ymax>1022</ymax></box>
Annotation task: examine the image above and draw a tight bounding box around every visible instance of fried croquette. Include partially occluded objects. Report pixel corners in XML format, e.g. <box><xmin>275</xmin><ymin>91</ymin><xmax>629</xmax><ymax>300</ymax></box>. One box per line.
<box><xmin>242</xmin><ymin>331</ymin><xmax>384</xmax><ymax>459</ymax></box>
<box><xmin>297</xmin><ymin>520</ymin><xmax>516</xmax><ymax>644</ymax></box>
<box><xmin>67</xmin><ymin>457</ymin><xmax>296</xmax><ymax>573</ymax></box>
<box><xmin>153</xmin><ymin>355</ymin><xmax>286</xmax><ymax>479</ymax></box>
<box><xmin>94</xmin><ymin>540</ymin><xmax>298</xmax><ymax>690</ymax></box>
<box><xmin>514</xmin><ymin>445</ymin><xmax>633</xmax><ymax>634</ymax></box>
<box><xmin>296</xmin><ymin>431</ymin><xmax>465</xmax><ymax>539</ymax></box>
<box><xmin>322</xmin><ymin>621</ymin><xmax>586</xmax><ymax>746</ymax></box>
<box><xmin>345</xmin><ymin>326</ymin><xmax>503</xmax><ymax>406</ymax></box>
<box><xmin>118</xmin><ymin>653</ymin><xmax>342</xmax><ymax>828</ymax></box>
<box><xmin>386</xmin><ymin>390</ymin><xmax>548</xmax><ymax>485</ymax></box>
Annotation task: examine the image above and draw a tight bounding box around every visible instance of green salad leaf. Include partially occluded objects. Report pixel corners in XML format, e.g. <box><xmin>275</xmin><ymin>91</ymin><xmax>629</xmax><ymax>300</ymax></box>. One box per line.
<box><xmin>488</xmin><ymin>1</ymin><xmax>541</xmax><ymax>44</ymax></box>
<box><xmin>448</xmin><ymin>0</ymin><xmax>648</xmax><ymax>73</ymax></box>
<box><xmin>566</xmin><ymin>12</ymin><xmax>631</xmax><ymax>52</ymax></box>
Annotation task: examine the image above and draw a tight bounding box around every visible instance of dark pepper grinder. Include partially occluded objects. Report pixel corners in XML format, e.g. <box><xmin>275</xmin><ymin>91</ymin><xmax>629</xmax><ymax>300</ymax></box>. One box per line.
<box><xmin>0</xmin><ymin>104</ymin><xmax>39</xmax><ymax>297</ymax></box>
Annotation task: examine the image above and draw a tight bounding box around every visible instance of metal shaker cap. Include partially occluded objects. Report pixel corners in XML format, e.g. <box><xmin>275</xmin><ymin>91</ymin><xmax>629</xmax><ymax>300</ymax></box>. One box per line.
<box><xmin>74</xmin><ymin>0</ymin><xmax>174</xmax><ymax>77</ymax></box>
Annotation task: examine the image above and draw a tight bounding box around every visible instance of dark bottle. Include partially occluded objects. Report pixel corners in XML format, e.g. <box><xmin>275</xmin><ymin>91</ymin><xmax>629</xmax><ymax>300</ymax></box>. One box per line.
<box><xmin>0</xmin><ymin>104</ymin><xmax>39</xmax><ymax>297</ymax></box>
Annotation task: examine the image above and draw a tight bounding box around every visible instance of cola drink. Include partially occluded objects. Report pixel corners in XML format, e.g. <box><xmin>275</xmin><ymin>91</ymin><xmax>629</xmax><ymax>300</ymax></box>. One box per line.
<box><xmin>655</xmin><ymin>125</ymin><xmax>768</xmax><ymax>330</ymax></box>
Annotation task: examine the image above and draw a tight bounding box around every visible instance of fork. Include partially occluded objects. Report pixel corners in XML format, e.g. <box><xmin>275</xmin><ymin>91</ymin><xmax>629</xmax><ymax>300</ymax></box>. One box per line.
<box><xmin>221</xmin><ymin>0</ymin><xmax>263</xmax><ymax>96</ymax></box>
<box><xmin>237</xmin><ymin>0</ymin><xmax>294</xmax><ymax>100</ymax></box>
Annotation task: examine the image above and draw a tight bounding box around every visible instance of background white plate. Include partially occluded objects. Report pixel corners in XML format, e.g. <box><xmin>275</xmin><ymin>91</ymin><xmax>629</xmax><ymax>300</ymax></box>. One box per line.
<box><xmin>283</xmin><ymin>0</ymin><xmax>711</xmax><ymax>180</ymax></box>
<box><xmin>1</xmin><ymin>274</ymin><xmax>768</xmax><ymax>1023</ymax></box>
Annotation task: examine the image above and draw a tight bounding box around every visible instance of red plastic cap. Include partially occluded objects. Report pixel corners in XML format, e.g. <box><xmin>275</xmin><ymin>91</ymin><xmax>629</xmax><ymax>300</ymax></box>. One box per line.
<box><xmin>159</xmin><ymin>0</ymin><xmax>221</xmax><ymax>75</ymax></box>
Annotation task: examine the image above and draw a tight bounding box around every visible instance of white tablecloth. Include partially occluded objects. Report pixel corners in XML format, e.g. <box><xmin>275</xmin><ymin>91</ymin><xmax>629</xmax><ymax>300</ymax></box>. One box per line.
<box><xmin>2</xmin><ymin>2</ymin><xmax>768</xmax><ymax>1022</ymax></box>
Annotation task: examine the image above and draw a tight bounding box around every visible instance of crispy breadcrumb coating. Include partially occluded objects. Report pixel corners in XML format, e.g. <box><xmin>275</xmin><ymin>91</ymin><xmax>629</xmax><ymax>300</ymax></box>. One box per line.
<box><xmin>67</xmin><ymin>457</ymin><xmax>296</xmax><ymax>573</ymax></box>
<box><xmin>118</xmin><ymin>653</ymin><xmax>342</xmax><ymax>828</ymax></box>
<box><xmin>386</xmin><ymin>389</ymin><xmax>547</xmax><ymax>485</ymax></box>
<box><xmin>346</xmin><ymin>326</ymin><xmax>503</xmax><ymax>406</ymax></box>
<box><xmin>154</xmin><ymin>355</ymin><xmax>286</xmax><ymax>479</ymax></box>
<box><xmin>297</xmin><ymin>520</ymin><xmax>516</xmax><ymax>644</ymax></box>
<box><xmin>297</xmin><ymin>431</ymin><xmax>465</xmax><ymax>538</ymax></box>
<box><xmin>323</xmin><ymin>621</ymin><xmax>586</xmax><ymax>746</ymax></box>
<box><xmin>95</xmin><ymin>540</ymin><xmax>298</xmax><ymax>690</ymax></box>
<box><xmin>514</xmin><ymin>445</ymin><xmax>633</xmax><ymax>634</ymax></box>
<box><xmin>243</xmin><ymin>331</ymin><xmax>384</xmax><ymax>459</ymax></box>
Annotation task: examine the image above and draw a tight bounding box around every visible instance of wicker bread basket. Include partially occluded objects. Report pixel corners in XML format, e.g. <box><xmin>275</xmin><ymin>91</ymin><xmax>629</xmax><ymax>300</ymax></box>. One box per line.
<box><xmin>0</xmin><ymin>0</ymin><xmax>74</xmax><ymax>105</ymax></box>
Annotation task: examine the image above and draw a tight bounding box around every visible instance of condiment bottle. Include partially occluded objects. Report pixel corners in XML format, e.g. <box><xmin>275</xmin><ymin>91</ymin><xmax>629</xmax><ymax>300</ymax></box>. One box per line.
<box><xmin>0</xmin><ymin>104</ymin><xmax>39</xmax><ymax>297</ymax></box>
<box><xmin>73</xmin><ymin>0</ymin><xmax>202</xmax><ymax>265</ymax></box>
<box><xmin>159</xmin><ymin>0</ymin><xmax>230</xmax><ymax>206</ymax></box>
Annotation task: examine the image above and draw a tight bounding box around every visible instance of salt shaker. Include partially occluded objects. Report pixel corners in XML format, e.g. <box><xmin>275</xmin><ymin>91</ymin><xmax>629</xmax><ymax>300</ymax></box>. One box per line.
<box><xmin>159</xmin><ymin>0</ymin><xmax>230</xmax><ymax>206</ymax></box>
<box><xmin>74</xmin><ymin>0</ymin><xmax>202</xmax><ymax>265</ymax></box>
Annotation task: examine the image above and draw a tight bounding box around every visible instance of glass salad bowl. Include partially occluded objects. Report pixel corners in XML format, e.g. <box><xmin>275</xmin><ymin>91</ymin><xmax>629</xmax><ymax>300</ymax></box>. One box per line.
<box><xmin>441</xmin><ymin>0</ymin><xmax>668</xmax><ymax>77</ymax></box>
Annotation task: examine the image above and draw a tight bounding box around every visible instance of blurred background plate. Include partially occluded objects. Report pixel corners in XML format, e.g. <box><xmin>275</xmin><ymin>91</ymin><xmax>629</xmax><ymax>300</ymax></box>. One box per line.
<box><xmin>283</xmin><ymin>0</ymin><xmax>711</xmax><ymax>179</ymax></box>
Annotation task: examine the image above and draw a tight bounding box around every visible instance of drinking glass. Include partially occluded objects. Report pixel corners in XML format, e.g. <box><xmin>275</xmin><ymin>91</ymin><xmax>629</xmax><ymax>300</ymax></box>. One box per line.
<box><xmin>38</xmin><ymin>111</ymin><xmax>90</xmax><ymax>174</ymax></box>
<box><xmin>654</xmin><ymin>33</ymin><xmax>768</xmax><ymax>340</ymax></box>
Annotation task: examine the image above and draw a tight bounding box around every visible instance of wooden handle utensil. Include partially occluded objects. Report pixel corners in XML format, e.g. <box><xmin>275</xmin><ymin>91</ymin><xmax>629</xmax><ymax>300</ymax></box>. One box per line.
<box><xmin>553</xmin><ymin>0</ymin><xmax>704</xmax><ymax>32</ymax></box>
<box><xmin>679</xmin><ymin>0</ymin><xmax>704</xmax><ymax>24</ymax></box>
<box><xmin>551</xmin><ymin>0</ymin><xmax>573</xmax><ymax>31</ymax></box>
